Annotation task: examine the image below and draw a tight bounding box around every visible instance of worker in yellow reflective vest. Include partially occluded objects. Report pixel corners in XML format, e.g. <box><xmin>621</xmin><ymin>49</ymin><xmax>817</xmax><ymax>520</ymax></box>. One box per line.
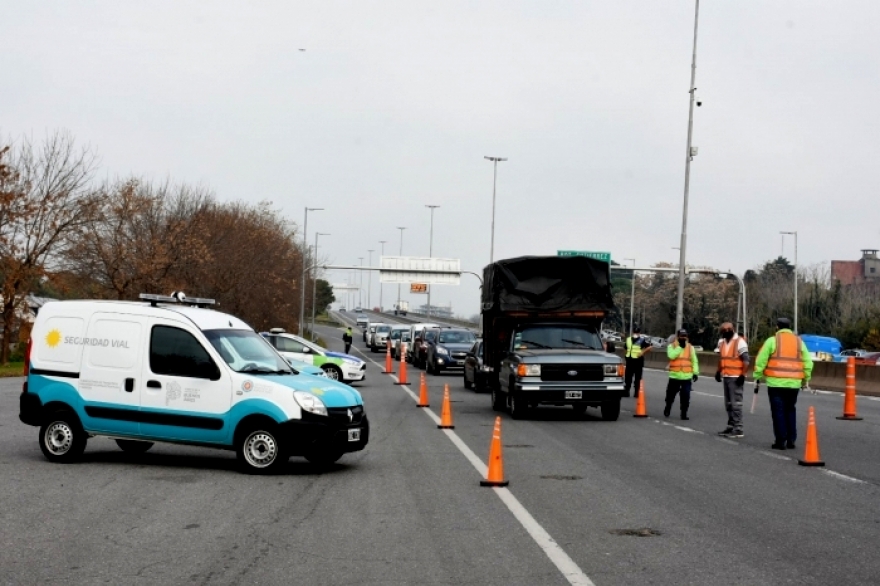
<box><xmin>753</xmin><ymin>317</ymin><xmax>813</xmax><ymax>450</ymax></box>
<box><xmin>623</xmin><ymin>325</ymin><xmax>652</xmax><ymax>398</ymax></box>
<box><xmin>665</xmin><ymin>329</ymin><xmax>700</xmax><ymax>420</ymax></box>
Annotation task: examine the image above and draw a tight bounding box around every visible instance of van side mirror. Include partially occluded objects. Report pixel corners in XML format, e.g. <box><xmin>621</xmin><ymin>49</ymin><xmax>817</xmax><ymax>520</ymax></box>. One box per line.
<box><xmin>606</xmin><ymin>341</ymin><xmax>616</xmax><ymax>353</ymax></box>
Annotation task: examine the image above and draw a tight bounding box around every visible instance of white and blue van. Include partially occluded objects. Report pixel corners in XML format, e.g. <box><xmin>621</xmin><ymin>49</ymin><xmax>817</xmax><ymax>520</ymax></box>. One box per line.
<box><xmin>18</xmin><ymin>294</ymin><xmax>369</xmax><ymax>473</ymax></box>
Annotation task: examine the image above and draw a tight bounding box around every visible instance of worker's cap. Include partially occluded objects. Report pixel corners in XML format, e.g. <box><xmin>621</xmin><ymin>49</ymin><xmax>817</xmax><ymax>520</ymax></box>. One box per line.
<box><xmin>677</xmin><ymin>329</ymin><xmax>688</xmax><ymax>337</ymax></box>
<box><xmin>777</xmin><ymin>317</ymin><xmax>792</xmax><ymax>329</ymax></box>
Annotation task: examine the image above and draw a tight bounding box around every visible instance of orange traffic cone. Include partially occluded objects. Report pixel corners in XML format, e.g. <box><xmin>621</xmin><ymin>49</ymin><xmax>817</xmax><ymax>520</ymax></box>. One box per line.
<box><xmin>836</xmin><ymin>357</ymin><xmax>863</xmax><ymax>420</ymax></box>
<box><xmin>437</xmin><ymin>384</ymin><xmax>454</xmax><ymax>429</ymax></box>
<box><xmin>384</xmin><ymin>344</ymin><xmax>393</xmax><ymax>374</ymax></box>
<box><xmin>798</xmin><ymin>406</ymin><xmax>825</xmax><ymax>467</ymax></box>
<box><xmin>480</xmin><ymin>416</ymin><xmax>509</xmax><ymax>487</ymax></box>
<box><xmin>417</xmin><ymin>372</ymin><xmax>430</xmax><ymax>408</ymax></box>
<box><xmin>396</xmin><ymin>343</ymin><xmax>409</xmax><ymax>385</ymax></box>
<box><xmin>633</xmin><ymin>381</ymin><xmax>648</xmax><ymax>418</ymax></box>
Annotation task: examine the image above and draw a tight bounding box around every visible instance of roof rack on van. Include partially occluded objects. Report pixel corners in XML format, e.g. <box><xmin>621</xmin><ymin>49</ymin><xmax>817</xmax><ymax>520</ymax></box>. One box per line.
<box><xmin>138</xmin><ymin>292</ymin><xmax>217</xmax><ymax>308</ymax></box>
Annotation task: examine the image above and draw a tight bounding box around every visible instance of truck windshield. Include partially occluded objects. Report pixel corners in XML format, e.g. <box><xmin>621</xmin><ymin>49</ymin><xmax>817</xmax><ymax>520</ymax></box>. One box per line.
<box><xmin>513</xmin><ymin>326</ymin><xmax>603</xmax><ymax>351</ymax></box>
<box><xmin>204</xmin><ymin>329</ymin><xmax>293</xmax><ymax>374</ymax></box>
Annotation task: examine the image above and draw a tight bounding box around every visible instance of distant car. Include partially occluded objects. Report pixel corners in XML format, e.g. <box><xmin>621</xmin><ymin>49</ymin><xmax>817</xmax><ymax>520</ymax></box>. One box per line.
<box><xmin>425</xmin><ymin>328</ymin><xmax>477</xmax><ymax>374</ymax></box>
<box><xmin>463</xmin><ymin>339</ymin><xmax>489</xmax><ymax>391</ymax></box>
<box><xmin>371</xmin><ymin>324</ymin><xmax>392</xmax><ymax>352</ymax></box>
<box><xmin>365</xmin><ymin>323</ymin><xmax>381</xmax><ymax>346</ymax></box>
<box><xmin>854</xmin><ymin>352</ymin><xmax>880</xmax><ymax>366</ymax></box>
<box><xmin>389</xmin><ymin>325</ymin><xmax>410</xmax><ymax>360</ymax></box>
<box><xmin>836</xmin><ymin>349</ymin><xmax>869</xmax><ymax>362</ymax></box>
<box><xmin>407</xmin><ymin>323</ymin><xmax>441</xmax><ymax>365</ymax></box>
<box><xmin>356</xmin><ymin>314</ymin><xmax>369</xmax><ymax>329</ymax></box>
<box><xmin>262</xmin><ymin>331</ymin><xmax>366</xmax><ymax>383</ymax></box>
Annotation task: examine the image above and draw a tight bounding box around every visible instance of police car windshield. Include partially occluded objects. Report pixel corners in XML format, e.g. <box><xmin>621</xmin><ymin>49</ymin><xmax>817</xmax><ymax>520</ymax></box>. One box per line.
<box><xmin>204</xmin><ymin>329</ymin><xmax>292</xmax><ymax>374</ymax></box>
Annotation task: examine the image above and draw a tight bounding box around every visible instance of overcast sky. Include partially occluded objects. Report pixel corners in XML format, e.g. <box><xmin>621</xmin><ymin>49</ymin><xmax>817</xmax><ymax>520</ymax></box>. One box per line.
<box><xmin>4</xmin><ymin>1</ymin><xmax>878</xmax><ymax>317</ymax></box>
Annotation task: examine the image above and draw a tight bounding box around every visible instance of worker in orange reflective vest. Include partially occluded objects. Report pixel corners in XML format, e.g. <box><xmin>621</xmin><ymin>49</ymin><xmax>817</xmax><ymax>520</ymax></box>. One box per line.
<box><xmin>714</xmin><ymin>322</ymin><xmax>750</xmax><ymax>438</ymax></box>
<box><xmin>753</xmin><ymin>317</ymin><xmax>813</xmax><ymax>450</ymax></box>
<box><xmin>665</xmin><ymin>329</ymin><xmax>700</xmax><ymax>420</ymax></box>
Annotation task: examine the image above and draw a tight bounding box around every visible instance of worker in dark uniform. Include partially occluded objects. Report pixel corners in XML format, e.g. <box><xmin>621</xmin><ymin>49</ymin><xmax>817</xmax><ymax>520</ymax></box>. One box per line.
<box><xmin>342</xmin><ymin>327</ymin><xmax>353</xmax><ymax>354</ymax></box>
<box><xmin>624</xmin><ymin>325</ymin><xmax>652</xmax><ymax>398</ymax></box>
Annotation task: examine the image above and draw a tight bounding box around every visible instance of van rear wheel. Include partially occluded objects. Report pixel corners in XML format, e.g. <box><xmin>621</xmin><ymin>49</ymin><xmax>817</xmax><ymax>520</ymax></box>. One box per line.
<box><xmin>39</xmin><ymin>411</ymin><xmax>88</xmax><ymax>463</ymax></box>
<box><xmin>116</xmin><ymin>439</ymin><xmax>154</xmax><ymax>453</ymax></box>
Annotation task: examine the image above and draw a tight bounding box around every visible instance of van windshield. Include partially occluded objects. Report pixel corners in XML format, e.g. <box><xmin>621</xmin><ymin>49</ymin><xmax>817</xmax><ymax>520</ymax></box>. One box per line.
<box><xmin>204</xmin><ymin>329</ymin><xmax>292</xmax><ymax>374</ymax></box>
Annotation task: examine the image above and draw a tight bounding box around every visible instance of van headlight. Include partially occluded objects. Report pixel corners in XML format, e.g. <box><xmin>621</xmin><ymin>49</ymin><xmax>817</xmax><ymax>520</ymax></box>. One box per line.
<box><xmin>293</xmin><ymin>391</ymin><xmax>328</xmax><ymax>416</ymax></box>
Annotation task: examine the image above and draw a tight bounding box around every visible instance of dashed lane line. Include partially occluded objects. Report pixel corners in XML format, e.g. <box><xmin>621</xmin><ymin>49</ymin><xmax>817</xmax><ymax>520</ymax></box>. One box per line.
<box><xmin>347</xmin><ymin>329</ymin><xmax>596</xmax><ymax>586</ymax></box>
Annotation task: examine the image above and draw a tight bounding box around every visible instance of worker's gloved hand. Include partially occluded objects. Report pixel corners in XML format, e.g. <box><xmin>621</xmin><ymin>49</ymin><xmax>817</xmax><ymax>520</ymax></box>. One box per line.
<box><xmin>714</xmin><ymin>371</ymin><xmax>722</xmax><ymax>383</ymax></box>
<box><xmin>736</xmin><ymin>375</ymin><xmax>745</xmax><ymax>386</ymax></box>
<box><xmin>692</xmin><ymin>375</ymin><xmax>698</xmax><ymax>383</ymax></box>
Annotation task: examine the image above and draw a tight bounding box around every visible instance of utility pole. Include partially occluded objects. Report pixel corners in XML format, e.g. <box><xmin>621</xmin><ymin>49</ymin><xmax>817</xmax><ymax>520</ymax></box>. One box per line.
<box><xmin>310</xmin><ymin>233</ymin><xmax>329</xmax><ymax>339</ymax></box>
<box><xmin>484</xmin><ymin>156</ymin><xmax>507</xmax><ymax>263</ymax></box>
<box><xmin>378</xmin><ymin>240</ymin><xmax>387</xmax><ymax>311</ymax></box>
<box><xmin>300</xmin><ymin>207</ymin><xmax>323</xmax><ymax>335</ymax></box>
<box><xmin>396</xmin><ymin>227</ymin><xmax>406</xmax><ymax>312</ymax></box>
<box><xmin>781</xmin><ymin>231</ymin><xmax>799</xmax><ymax>332</ymax></box>
<box><xmin>358</xmin><ymin>257</ymin><xmax>364</xmax><ymax>309</ymax></box>
<box><xmin>425</xmin><ymin>204</ymin><xmax>440</xmax><ymax>316</ymax></box>
<box><xmin>675</xmin><ymin>0</ymin><xmax>701</xmax><ymax>332</ymax></box>
<box><xmin>624</xmin><ymin>258</ymin><xmax>636</xmax><ymax>336</ymax></box>
<box><xmin>367</xmin><ymin>249</ymin><xmax>374</xmax><ymax>310</ymax></box>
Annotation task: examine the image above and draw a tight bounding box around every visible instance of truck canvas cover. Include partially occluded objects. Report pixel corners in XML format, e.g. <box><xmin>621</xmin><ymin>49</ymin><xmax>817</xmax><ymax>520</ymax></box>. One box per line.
<box><xmin>481</xmin><ymin>256</ymin><xmax>614</xmax><ymax>314</ymax></box>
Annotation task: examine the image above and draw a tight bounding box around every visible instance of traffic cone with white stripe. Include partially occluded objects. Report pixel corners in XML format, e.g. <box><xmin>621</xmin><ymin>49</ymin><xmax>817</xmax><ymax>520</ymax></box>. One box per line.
<box><xmin>396</xmin><ymin>343</ymin><xmax>409</xmax><ymax>385</ymax></box>
<box><xmin>384</xmin><ymin>341</ymin><xmax>393</xmax><ymax>374</ymax></box>
<box><xmin>798</xmin><ymin>406</ymin><xmax>825</xmax><ymax>467</ymax></box>
<box><xmin>417</xmin><ymin>372</ymin><xmax>430</xmax><ymax>407</ymax></box>
<box><xmin>633</xmin><ymin>381</ymin><xmax>648</xmax><ymax>418</ymax></box>
<box><xmin>480</xmin><ymin>416</ymin><xmax>509</xmax><ymax>487</ymax></box>
<box><xmin>437</xmin><ymin>384</ymin><xmax>454</xmax><ymax>429</ymax></box>
<box><xmin>836</xmin><ymin>357</ymin><xmax>862</xmax><ymax>420</ymax></box>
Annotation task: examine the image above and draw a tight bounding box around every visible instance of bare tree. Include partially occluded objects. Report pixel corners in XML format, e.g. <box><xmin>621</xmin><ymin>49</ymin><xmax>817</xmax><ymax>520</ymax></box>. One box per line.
<box><xmin>0</xmin><ymin>132</ymin><xmax>97</xmax><ymax>363</ymax></box>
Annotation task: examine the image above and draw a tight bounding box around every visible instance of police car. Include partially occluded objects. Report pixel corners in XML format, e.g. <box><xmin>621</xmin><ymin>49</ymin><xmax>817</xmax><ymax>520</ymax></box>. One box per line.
<box><xmin>262</xmin><ymin>330</ymin><xmax>366</xmax><ymax>383</ymax></box>
<box><xmin>18</xmin><ymin>293</ymin><xmax>369</xmax><ymax>473</ymax></box>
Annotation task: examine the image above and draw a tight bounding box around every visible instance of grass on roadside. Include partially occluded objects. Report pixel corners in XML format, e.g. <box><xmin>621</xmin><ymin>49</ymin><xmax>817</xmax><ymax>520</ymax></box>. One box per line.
<box><xmin>0</xmin><ymin>362</ymin><xmax>25</xmax><ymax>378</ymax></box>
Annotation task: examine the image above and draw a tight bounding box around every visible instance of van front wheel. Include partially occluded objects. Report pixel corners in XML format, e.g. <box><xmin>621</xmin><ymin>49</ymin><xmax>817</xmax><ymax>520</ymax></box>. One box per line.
<box><xmin>236</xmin><ymin>425</ymin><xmax>287</xmax><ymax>474</ymax></box>
<box><xmin>39</xmin><ymin>411</ymin><xmax>87</xmax><ymax>463</ymax></box>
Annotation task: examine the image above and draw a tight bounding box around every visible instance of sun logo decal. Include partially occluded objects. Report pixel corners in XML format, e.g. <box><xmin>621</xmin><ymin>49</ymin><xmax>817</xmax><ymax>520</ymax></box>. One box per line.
<box><xmin>45</xmin><ymin>329</ymin><xmax>62</xmax><ymax>348</ymax></box>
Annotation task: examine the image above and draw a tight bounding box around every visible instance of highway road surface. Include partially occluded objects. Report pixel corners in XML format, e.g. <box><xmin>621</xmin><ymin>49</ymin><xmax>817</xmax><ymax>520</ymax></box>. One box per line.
<box><xmin>2</xmin><ymin>313</ymin><xmax>880</xmax><ymax>585</ymax></box>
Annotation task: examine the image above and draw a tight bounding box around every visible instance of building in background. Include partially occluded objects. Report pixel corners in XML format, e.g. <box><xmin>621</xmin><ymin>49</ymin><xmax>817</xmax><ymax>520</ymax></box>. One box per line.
<box><xmin>831</xmin><ymin>250</ymin><xmax>880</xmax><ymax>286</ymax></box>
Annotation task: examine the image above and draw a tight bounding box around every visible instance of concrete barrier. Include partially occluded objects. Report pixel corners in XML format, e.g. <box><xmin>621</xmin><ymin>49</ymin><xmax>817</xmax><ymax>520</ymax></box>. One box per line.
<box><xmin>614</xmin><ymin>348</ymin><xmax>880</xmax><ymax>397</ymax></box>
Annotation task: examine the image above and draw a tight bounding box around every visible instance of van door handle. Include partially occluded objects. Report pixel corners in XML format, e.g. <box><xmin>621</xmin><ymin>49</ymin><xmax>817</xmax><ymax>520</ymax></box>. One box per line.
<box><xmin>147</xmin><ymin>380</ymin><xmax>162</xmax><ymax>389</ymax></box>
<box><xmin>124</xmin><ymin>378</ymin><xmax>135</xmax><ymax>392</ymax></box>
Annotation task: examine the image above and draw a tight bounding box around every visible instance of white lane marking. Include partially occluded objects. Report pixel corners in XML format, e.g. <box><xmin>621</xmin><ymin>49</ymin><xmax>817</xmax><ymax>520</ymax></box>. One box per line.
<box><xmin>357</xmin><ymin>349</ymin><xmax>596</xmax><ymax>586</ymax></box>
<box><xmin>673</xmin><ymin>426</ymin><xmax>703</xmax><ymax>434</ymax></box>
<box><xmin>821</xmin><ymin>469</ymin><xmax>867</xmax><ymax>484</ymax></box>
<box><xmin>758</xmin><ymin>450</ymin><xmax>792</xmax><ymax>461</ymax></box>
<box><xmin>692</xmin><ymin>391</ymin><xmax>719</xmax><ymax>398</ymax></box>
<box><xmin>716</xmin><ymin>437</ymin><xmax>739</xmax><ymax>446</ymax></box>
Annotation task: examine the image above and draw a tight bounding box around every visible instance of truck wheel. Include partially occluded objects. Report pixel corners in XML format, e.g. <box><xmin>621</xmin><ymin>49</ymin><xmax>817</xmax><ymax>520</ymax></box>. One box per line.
<box><xmin>572</xmin><ymin>405</ymin><xmax>588</xmax><ymax>418</ymax></box>
<box><xmin>39</xmin><ymin>410</ymin><xmax>88</xmax><ymax>463</ymax></box>
<box><xmin>509</xmin><ymin>392</ymin><xmax>530</xmax><ymax>420</ymax></box>
<box><xmin>236</xmin><ymin>424</ymin><xmax>287</xmax><ymax>474</ymax></box>
<box><xmin>116</xmin><ymin>439</ymin><xmax>154</xmax><ymax>453</ymax></box>
<box><xmin>321</xmin><ymin>364</ymin><xmax>342</xmax><ymax>381</ymax></box>
<box><xmin>601</xmin><ymin>399</ymin><xmax>621</xmax><ymax>421</ymax></box>
<box><xmin>491</xmin><ymin>387</ymin><xmax>506</xmax><ymax>411</ymax></box>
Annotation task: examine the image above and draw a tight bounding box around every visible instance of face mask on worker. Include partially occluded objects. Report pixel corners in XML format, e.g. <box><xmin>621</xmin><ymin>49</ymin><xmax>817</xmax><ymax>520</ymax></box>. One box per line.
<box><xmin>722</xmin><ymin>330</ymin><xmax>734</xmax><ymax>341</ymax></box>
<box><xmin>678</xmin><ymin>337</ymin><xmax>687</xmax><ymax>346</ymax></box>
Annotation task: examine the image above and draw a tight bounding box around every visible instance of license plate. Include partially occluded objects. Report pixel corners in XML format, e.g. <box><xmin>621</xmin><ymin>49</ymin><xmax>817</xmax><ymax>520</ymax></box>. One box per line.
<box><xmin>456</xmin><ymin>360</ymin><xmax>464</xmax><ymax>366</ymax></box>
<box><xmin>348</xmin><ymin>428</ymin><xmax>361</xmax><ymax>442</ymax></box>
<box><xmin>565</xmin><ymin>391</ymin><xmax>583</xmax><ymax>399</ymax></box>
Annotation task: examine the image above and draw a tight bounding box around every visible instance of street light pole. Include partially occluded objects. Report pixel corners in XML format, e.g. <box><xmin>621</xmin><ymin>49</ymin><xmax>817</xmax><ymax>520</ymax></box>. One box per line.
<box><xmin>396</xmin><ymin>227</ymin><xmax>406</xmax><ymax>312</ymax></box>
<box><xmin>378</xmin><ymin>240</ymin><xmax>387</xmax><ymax>311</ymax></box>
<box><xmin>484</xmin><ymin>156</ymin><xmax>507</xmax><ymax>263</ymax></box>
<box><xmin>367</xmin><ymin>249</ymin><xmax>374</xmax><ymax>310</ymax></box>
<box><xmin>781</xmin><ymin>231</ymin><xmax>799</xmax><ymax>332</ymax></box>
<box><xmin>300</xmin><ymin>207</ymin><xmax>323</xmax><ymax>335</ymax></box>
<box><xmin>624</xmin><ymin>258</ymin><xmax>636</xmax><ymax>336</ymax></box>
<box><xmin>675</xmin><ymin>0</ymin><xmax>701</xmax><ymax>332</ymax></box>
<box><xmin>425</xmin><ymin>204</ymin><xmax>440</xmax><ymax>316</ymax></box>
<box><xmin>357</xmin><ymin>257</ymin><xmax>364</xmax><ymax>309</ymax></box>
<box><xmin>310</xmin><ymin>233</ymin><xmax>329</xmax><ymax>339</ymax></box>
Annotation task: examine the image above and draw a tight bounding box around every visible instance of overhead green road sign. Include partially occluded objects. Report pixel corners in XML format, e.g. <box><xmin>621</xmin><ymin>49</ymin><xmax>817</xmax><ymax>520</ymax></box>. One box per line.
<box><xmin>557</xmin><ymin>250</ymin><xmax>611</xmax><ymax>263</ymax></box>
